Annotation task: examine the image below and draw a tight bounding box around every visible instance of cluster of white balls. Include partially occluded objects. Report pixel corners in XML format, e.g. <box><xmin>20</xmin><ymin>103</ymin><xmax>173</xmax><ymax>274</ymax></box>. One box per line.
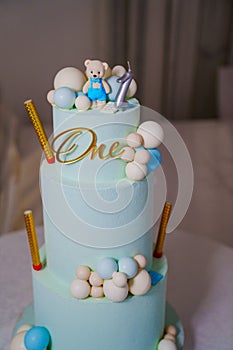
<box><xmin>47</xmin><ymin>64</ymin><xmax>137</xmax><ymax>111</ymax></box>
<box><xmin>158</xmin><ymin>325</ymin><xmax>177</xmax><ymax>350</ymax></box>
<box><xmin>70</xmin><ymin>266</ymin><xmax>104</xmax><ymax>299</ymax></box>
<box><xmin>70</xmin><ymin>254</ymin><xmax>152</xmax><ymax>303</ymax></box>
<box><xmin>121</xmin><ymin>121</ymin><xmax>164</xmax><ymax>181</ymax></box>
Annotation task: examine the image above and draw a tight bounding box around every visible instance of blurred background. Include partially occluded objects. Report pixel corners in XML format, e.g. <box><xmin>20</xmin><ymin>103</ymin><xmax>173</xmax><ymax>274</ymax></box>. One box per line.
<box><xmin>0</xmin><ymin>0</ymin><xmax>232</xmax><ymax>245</ymax></box>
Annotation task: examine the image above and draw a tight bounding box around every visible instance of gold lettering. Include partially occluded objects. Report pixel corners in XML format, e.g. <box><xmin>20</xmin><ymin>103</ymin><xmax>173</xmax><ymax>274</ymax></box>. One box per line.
<box><xmin>51</xmin><ymin>127</ymin><xmax>125</xmax><ymax>164</ymax></box>
<box><xmin>51</xmin><ymin>128</ymin><xmax>97</xmax><ymax>164</ymax></box>
<box><xmin>109</xmin><ymin>142</ymin><xmax>124</xmax><ymax>159</ymax></box>
<box><xmin>90</xmin><ymin>144</ymin><xmax>109</xmax><ymax>160</ymax></box>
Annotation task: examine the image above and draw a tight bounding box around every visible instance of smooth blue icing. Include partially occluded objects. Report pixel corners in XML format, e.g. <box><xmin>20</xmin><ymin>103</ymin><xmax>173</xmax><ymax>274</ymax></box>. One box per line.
<box><xmin>32</xmin><ymin>251</ymin><xmax>167</xmax><ymax>350</ymax></box>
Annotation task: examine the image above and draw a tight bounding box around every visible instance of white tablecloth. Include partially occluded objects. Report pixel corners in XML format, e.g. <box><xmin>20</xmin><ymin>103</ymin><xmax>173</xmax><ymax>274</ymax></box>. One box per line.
<box><xmin>1</xmin><ymin>227</ymin><xmax>233</xmax><ymax>350</ymax></box>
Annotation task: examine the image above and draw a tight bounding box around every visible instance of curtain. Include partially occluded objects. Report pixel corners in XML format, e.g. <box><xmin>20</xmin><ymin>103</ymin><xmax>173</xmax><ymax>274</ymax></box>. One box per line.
<box><xmin>96</xmin><ymin>0</ymin><xmax>233</xmax><ymax>119</ymax></box>
<box><xmin>0</xmin><ymin>0</ymin><xmax>232</xmax><ymax>121</ymax></box>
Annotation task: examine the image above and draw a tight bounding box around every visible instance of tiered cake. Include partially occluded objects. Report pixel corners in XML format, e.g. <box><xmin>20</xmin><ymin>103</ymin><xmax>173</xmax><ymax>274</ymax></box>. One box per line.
<box><xmin>11</xmin><ymin>60</ymin><xmax>182</xmax><ymax>350</ymax></box>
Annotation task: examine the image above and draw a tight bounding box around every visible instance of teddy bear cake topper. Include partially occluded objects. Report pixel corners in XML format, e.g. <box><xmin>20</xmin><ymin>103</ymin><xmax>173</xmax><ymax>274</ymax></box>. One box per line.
<box><xmin>82</xmin><ymin>59</ymin><xmax>111</xmax><ymax>109</ymax></box>
<box><xmin>47</xmin><ymin>59</ymin><xmax>137</xmax><ymax>112</ymax></box>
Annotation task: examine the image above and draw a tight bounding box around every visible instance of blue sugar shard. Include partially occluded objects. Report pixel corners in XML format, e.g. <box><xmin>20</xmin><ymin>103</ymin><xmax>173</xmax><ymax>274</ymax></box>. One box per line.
<box><xmin>149</xmin><ymin>271</ymin><xmax>163</xmax><ymax>286</ymax></box>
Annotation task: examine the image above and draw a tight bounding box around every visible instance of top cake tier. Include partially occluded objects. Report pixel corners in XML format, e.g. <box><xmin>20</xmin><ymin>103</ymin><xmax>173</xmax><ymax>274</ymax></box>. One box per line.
<box><xmin>50</xmin><ymin>99</ymin><xmax>140</xmax><ymax>183</ymax></box>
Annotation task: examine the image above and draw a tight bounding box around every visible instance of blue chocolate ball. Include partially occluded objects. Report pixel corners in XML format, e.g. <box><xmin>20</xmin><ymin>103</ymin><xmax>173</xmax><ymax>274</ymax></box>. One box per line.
<box><xmin>147</xmin><ymin>148</ymin><xmax>162</xmax><ymax>172</ymax></box>
<box><xmin>53</xmin><ymin>87</ymin><xmax>76</xmax><ymax>109</ymax></box>
<box><xmin>96</xmin><ymin>257</ymin><xmax>118</xmax><ymax>279</ymax></box>
<box><xmin>24</xmin><ymin>326</ymin><xmax>50</xmax><ymax>350</ymax></box>
<box><xmin>118</xmin><ymin>257</ymin><xmax>138</xmax><ymax>278</ymax></box>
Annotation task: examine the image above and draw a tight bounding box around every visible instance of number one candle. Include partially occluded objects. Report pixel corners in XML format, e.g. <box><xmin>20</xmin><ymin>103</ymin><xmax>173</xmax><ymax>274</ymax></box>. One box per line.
<box><xmin>24</xmin><ymin>99</ymin><xmax>55</xmax><ymax>164</ymax></box>
<box><xmin>153</xmin><ymin>202</ymin><xmax>172</xmax><ymax>258</ymax></box>
<box><xmin>24</xmin><ymin>210</ymin><xmax>42</xmax><ymax>271</ymax></box>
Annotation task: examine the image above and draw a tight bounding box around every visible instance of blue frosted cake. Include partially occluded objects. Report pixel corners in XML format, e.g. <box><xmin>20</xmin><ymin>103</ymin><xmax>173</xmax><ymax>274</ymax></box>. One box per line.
<box><xmin>11</xmin><ymin>60</ymin><xmax>182</xmax><ymax>350</ymax></box>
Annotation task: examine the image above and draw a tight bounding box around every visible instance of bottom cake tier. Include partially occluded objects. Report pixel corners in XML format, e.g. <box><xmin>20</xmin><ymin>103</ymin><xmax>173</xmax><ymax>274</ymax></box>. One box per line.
<box><xmin>31</xmin><ymin>255</ymin><xmax>167</xmax><ymax>350</ymax></box>
<box><xmin>13</xmin><ymin>252</ymin><xmax>184</xmax><ymax>350</ymax></box>
<box><xmin>14</xmin><ymin>303</ymin><xmax>184</xmax><ymax>350</ymax></box>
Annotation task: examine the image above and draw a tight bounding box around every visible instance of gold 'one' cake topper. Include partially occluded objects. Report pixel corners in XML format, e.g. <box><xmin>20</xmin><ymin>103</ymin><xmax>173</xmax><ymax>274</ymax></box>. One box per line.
<box><xmin>24</xmin><ymin>210</ymin><xmax>42</xmax><ymax>271</ymax></box>
<box><xmin>153</xmin><ymin>202</ymin><xmax>172</xmax><ymax>258</ymax></box>
<box><xmin>24</xmin><ymin>99</ymin><xmax>55</xmax><ymax>164</ymax></box>
<box><xmin>51</xmin><ymin>127</ymin><xmax>124</xmax><ymax>164</ymax></box>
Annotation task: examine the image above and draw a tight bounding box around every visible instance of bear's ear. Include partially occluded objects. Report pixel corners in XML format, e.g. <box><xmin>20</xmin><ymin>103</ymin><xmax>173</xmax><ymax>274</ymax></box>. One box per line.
<box><xmin>102</xmin><ymin>62</ymin><xmax>109</xmax><ymax>71</ymax></box>
<box><xmin>84</xmin><ymin>59</ymin><xmax>91</xmax><ymax>67</ymax></box>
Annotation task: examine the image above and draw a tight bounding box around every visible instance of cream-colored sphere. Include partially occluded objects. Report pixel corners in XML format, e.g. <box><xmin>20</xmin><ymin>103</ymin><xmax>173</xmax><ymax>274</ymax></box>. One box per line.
<box><xmin>134</xmin><ymin>149</ymin><xmax>150</xmax><ymax>164</ymax></box>
<box><xmin>126</xmin><ymin>79</ymin><xmax>137</xmax><ymax>98</ymax></box>
<box><xmin>90</xmin><ymin>286</ymin><xmax>104</xmax><ymax>298</ymax></box>
<box><xmin>165</xmin><ymin>325</ymin><xmax>177</xmax><ymax>336</ymax></box>
<box><xmin>125</xmin><ymin>161</ymin><xmax>147</xmax><ymax>181</ymax></box>
<box><xmin>126</xmin><ymin>133</ymin><xmax>143</xmax><ymax>148</ymax></box>
<box><xmin>10</xmin><ymin>331</ymin><xmax>27</xmax><ymax>350</ymax></box>
<box><xmin>47</xmin><ymin>89</ymin><xmax>55</xmax><ymax>105</ymax></box>
<box><xmin>103</xmin><ymin>279</ymin><xmax>128</xmax><ymax>302</ymax></box>
<box><xmin>121</xmin><ymin>147</ymin><xmax>135</xmax><ymax>162</ymax></box>
<box><xmin>76</xmin><ymin>265</ymin><xmax>91</xmax><ymax>280</ymax></box>
<box><xmin>16</xmin><ymin>324</ymin><xmax>32</xmax><ymax>334</ymax></box>
<box><xmin>75</xmin><ymin>95</ymin><xmax>91</xmax><ymax>111</ymax></box>
<box><xmin>54</xmin><ymin>67</ymin><xmax>86</xmax><ymax>91</ymax></box>
<box><xmin>70</xmin><ymin>279</ymin><xmax>91</xmax><ymax>299</ymax></box>
<box><xmin>112</xmin><ymin>271</ymin><xmax>128</xmax><ymax>288</ymax></box>
<box><xmin>134</xmin><ymin>254</ymin><xmax>147</xmax><ymax>269</ymax></box>
<box><xmin>89</xmin><ymin>271</ymin><xmax>103</xmax><ymax>287</ymax></box>
<box><xmin>164</xmin><ymin>334</ymin><xmax>176</xmax><ymax>342</ymax></box>
<box><xmin>158</xmin><ymin>339</ymin><xmax>177</xmax><ymax>350</ymax></box>
<box><xmin>128</xmin><ymin>269</ymin><xmax>151</xmax><ymax>296</ymax></box>
<box><xmin>137</xmin><ymin>121</ymin><xmax>164</xmax><ymax>148</ymax></box>
<box><xmin>103</xmin><ymin>66</ymin><xmax>112</xmax><ymax>79</ymax></box>
<box><xmin>112</xmin><ymin>65</ymin><xmax>126</xmax><ymax>77</ymax></box>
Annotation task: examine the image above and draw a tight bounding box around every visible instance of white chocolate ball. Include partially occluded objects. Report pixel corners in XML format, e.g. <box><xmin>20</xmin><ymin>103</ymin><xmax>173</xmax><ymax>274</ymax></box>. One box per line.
<box><xmin>134</xmin><ymin>149</ymin><xmax>150</xmax><ymax>164</ymax></box>
<box><xmin>103</xmin><ymin>66</ymin><xmax>112</xmax><ymax>79</ymax></box>
<box><xmin>47</xmin><ymin>89</ymin><xmax>55</xmax><ymax>105</ymax></box>
<box><xmin>70</xmin><ymin>279</ymin><xmax>91</xmax><ymax>299</ymax></box>
<box><xmin>126</xmin><ymin>133</ymin><xmax>143</xmax><ymax>148</ymax></box>
<box><xmin>103</xmin><ymin>279</ymin><xmax>128</xmax><ymax>302</ymax></box>
<box><xmin>16</xmin><ymin>324</ymin><xmax>32</xmax><ymax>334</ymax></box>
<box><xmin>89</xmin><ymin>271</ymin><xmax>103</xmax><ymax>287</ymax></box>
<box><xmin>54</xmin><ymin>67</ymin><xmax>86</xmax><ymax>91</ymax></box>
<box><xmin>121</xmin><ymin>147</ymin><xmax>135</xmax><ymax>162</ymax></box>
<box><xmin>128</xmin><ymin>269</ymin><xmax>151</xmax><ymax>296</ymax></box>
<box><xmin>90</xmin><ymin>286</ymin><xmax>104</xmax><ymax>298</ymax></box>
<box><xmin>125</xmin><ymin>161</ymin><xmax>147</xmax><ymax>181</ymax></box>
<box><xmin>158</xmin><ymin>339</ymin><xmax>177</xmax><ymax>350</ymax></box>
<box><xmin>75</xmin><ymin>95</ymin><xmax>91</xmax><ymax>111</ymax></box>
<box><xmin>10</xmin><ymin>331</ymin><xmax>27</xmax><ymax>350</ymax></box>
<box><xmin>165</xmin><ymin>325</ymin><xmax>177</xmax><ymax>336</ymax></box>
<box><xmin>76</xmin><ymin>266</ymin><xmax>91</xmax><ymax>280</ymax></box>
<box><xmin>112</xmin><ymin>271</ymin><xmax>128</xmax><ymax>288</ymax></box>
<box><xmin>126</xmin><ymin>79</ymin><xmax>137</xmax><ymax>98</ymax></box>
<box><xmin>164</xmin><ymin>334</ymin><xmax>176</xmax><ymax>343</ymax></box>
<box><xmin>112</xmin><ymin>65</ymin><xmax>126</xmax><ymax>77</ymax></box>
<box><xmin>137</xmin><ymin>121</ymin><xmax>164</xmax><ymax>148</ymax></box>
<box><xmin>134</xmin><ymin>254</ymin><xmax>147</xmax><ymax>269</ymax></box>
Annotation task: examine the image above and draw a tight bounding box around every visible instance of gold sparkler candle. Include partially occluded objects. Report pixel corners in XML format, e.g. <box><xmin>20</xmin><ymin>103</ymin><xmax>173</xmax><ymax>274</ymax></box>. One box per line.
<box><xmin>24</xmin><ymin>99</ymin><xmax>55</xmax><ymax>164</ymax></box>
<box><xmin>24</xmin><ymin>210</ymin><xmax>42</xmax><ymax>271</ymax></box>
<box><xmin>153</xmin><ymin>202</ymin><xmax>172</xmax><ymax>258</ymax></box>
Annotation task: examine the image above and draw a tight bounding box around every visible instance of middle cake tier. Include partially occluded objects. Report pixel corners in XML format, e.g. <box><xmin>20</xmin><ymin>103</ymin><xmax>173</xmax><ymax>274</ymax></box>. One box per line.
<box><xmin>40</xmin><ymin>161</ymin><xmax>164</xmax><ymax>283</ymax></box>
